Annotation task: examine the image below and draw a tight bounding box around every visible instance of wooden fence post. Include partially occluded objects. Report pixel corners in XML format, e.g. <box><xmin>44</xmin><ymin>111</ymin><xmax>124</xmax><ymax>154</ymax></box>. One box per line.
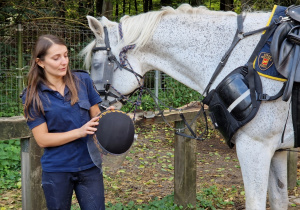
<box><xmin>21</xmin><ymin>136</ymin><xmax>46</xmax><ymax>210</ymax></box>
<box><xmin>174</xmin><ymin>120</ymin><xmax>197</xmax><ymax>208</ymax></box>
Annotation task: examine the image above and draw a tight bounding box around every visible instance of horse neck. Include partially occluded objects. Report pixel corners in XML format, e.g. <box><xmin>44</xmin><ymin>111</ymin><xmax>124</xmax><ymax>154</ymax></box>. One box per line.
<box><xmin>136</xmin><ymin>11</ymin><xmax>271</xmax><ymax>94</ymax></box>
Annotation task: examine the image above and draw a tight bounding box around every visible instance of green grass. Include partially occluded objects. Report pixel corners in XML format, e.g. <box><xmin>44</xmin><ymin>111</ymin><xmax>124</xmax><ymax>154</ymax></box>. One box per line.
<box><xmin>104</xmin><ymin>186</ymin><xmax>235</xmax><ymax>210</ymax></box>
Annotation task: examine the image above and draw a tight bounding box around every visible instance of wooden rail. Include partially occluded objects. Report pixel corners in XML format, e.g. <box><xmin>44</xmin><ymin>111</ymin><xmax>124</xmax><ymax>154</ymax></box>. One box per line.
<box><xmin>0</xmin><ymin>116</ymin><xmax>46</xmax><ymax>209</ymax></box>
<box><xmin>0</xmin><ymin>108</ymin><xmax>298</xmax><ymax>209</ymax></box>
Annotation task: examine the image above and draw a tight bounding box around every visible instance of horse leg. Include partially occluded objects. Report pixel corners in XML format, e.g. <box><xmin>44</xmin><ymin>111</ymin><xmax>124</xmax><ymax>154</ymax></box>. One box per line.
<box><xmin>236</xmin><ymin>136</ymin><xmax>273</xmax><ymax>210</ymax></box>
<box><xmin>267</xmin><ymin>150</ymin><xmax>288</xmax><ymax>210</ymax></box>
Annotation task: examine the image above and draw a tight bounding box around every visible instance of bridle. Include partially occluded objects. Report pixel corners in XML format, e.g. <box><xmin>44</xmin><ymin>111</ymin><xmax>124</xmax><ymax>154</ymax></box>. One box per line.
<box><xmin>91</xmin><ymin>25</ymin><xmax>144</xmax><ymax>108</ymax></box>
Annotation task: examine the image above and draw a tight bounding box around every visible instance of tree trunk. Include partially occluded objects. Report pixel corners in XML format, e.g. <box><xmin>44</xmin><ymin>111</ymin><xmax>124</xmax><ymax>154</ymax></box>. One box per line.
<box><xmin>149</xmin><ymin>0</ymin><xmax>153</xmax><ymax>11</ymax></box>
<box><xmin>144</xmin><ymin>0</ymin><xmax>149</xmax><ymax>13</ymax></box>
<box><xmin>95</xmin><ymin>0</ymin><xmax>113</xmax><ymax>18</ymax></box>
<box><xmin>190</xmin><ymin>0</ymin><xmax>201</xmax><ymax>6</ymax></box>
<box><xmin>96</xmin><ymin>0</ymin><xmax>103</xmax><ymax>17</ymax></box>
<box><xmin>129</xmin><ymin>0</ymin><xmax>131</xmax><ymax>14</ymax></box>
<box><xmin>116</xmin><ymin>2</ymin><xmax>119</xmax><ymax>20</ymax></box>
<box><xmin>161</xmin><ymin>0</ymin><xmax>172</xmax><ymax>6</ymax></box>
<box><xmin>135</xmin><ymin>0</ymin><xmax>138</xmax><ymax>14</ymax></box>
<box><xmin>220</xmin><ymin>0</ymin><xmax>234</xmax><ymax>11</ymax></box>
<box><xmin>123</xmin><ymin>0</ymin><xmax>126</xmax><ymax>15</ymax></box>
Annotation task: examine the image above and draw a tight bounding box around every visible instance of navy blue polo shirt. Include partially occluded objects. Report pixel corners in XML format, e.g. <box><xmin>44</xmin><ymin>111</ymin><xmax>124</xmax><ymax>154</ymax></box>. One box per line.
<box><xmin>22</xmin><ymin>71</ymin><xmax>102</xmax><ymax>172</ymax></box>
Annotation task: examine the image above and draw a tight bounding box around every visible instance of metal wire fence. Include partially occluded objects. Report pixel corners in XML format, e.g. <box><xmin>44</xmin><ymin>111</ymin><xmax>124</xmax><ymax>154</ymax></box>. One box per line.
<box><xmin>0</xmin><ymin>20</ymin><xmax>200</xmax><ymax>117</ymax></box>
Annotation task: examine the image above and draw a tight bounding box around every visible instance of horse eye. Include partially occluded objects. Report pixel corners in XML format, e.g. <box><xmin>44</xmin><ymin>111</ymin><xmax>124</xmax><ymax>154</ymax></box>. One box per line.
<box><xmin>93</xmin><ymin>63</ymin><xmax>101</xmax><ymax>69</ymax></box>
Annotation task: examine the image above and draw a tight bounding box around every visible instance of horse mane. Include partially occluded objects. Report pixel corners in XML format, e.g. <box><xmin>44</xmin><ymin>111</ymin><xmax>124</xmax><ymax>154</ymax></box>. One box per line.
<box><xmin>119</xmin><ymin>4</ymin><xmax>236</xmax><ymax>49</ymax></box>
<box><xmin>81</xmin><ymin>4</ymin><xmax>236</xmax><ymax>69</ymax></box>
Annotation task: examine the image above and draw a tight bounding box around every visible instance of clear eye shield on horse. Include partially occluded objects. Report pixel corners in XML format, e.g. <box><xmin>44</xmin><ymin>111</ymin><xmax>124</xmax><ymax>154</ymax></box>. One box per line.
<box><xmin>91</xmin><ymin>26</ymin><xmax>143</xmax><ymax>108</ymax></box>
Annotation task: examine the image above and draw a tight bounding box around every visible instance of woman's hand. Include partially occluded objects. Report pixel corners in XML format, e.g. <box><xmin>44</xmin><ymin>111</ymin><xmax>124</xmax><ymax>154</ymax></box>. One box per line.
<box><xmin>107</xmin><ymin>106</ymin><xmax>115</xmax><ymax>110</ymax></box>
<box><xmin>77</xmin><ymin>116</ymin><xmax>100</xmax><ymax>138</ymax></box>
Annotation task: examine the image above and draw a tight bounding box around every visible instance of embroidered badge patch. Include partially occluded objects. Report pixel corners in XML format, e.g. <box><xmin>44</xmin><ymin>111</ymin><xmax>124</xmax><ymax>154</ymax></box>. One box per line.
<box><xmin>258</xmin><ymin>52</ymin><xmax>273</xmax><ymax>71</ymax></box>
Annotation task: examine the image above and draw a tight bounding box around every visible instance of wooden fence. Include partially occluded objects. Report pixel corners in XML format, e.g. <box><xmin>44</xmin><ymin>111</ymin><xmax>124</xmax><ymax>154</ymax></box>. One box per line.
<box><xmin>0</xmin><ymin>108</ymin><xmax>298</xmax><ymax>209</ymax></box>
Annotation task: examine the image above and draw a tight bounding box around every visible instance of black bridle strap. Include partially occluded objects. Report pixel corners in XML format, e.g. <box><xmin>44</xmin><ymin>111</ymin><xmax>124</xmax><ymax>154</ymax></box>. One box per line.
<box><xmin>92</xmin><ymin>27</ymin><xmax>143</xmax><ymax>79</ymax></box>
<box><xmin>92</xmin><ymin>47</ymin><xmax>107</xmax><ymax>52</ymax></box>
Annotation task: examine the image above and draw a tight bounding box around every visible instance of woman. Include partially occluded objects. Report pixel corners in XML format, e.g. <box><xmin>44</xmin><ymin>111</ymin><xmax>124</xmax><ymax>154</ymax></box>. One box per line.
<box><xmin>22</xmin><ymin>34</ymin><xmax>107</xmax><ymax>209</ymax></box>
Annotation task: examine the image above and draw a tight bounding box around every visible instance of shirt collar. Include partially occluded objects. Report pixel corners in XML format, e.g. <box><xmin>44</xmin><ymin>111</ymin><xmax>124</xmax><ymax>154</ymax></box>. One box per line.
<box><xmin>39</xmin><ymin>82</ymin><xmax>52</xmax><ymax>92</ymax></box>
<box><xmin>38</xmin><ymin>82</ymin><xmax>70</xmax><ymax>95</ymax></box>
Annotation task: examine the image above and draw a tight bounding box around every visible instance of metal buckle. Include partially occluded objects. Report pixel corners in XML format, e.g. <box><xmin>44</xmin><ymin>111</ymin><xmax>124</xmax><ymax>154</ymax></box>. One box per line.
<box><xmin>259</xmin><ymin>94</ymin><xmax>270</xmax><ymax>101</ymax></box>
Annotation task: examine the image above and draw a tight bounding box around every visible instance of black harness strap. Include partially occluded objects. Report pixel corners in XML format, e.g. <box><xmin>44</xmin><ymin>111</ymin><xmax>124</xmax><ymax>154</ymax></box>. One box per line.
<box><xmin>246</xmin><ymin>21</ymin><xmax>280</xmax><ymax>107</ymax></box>
<box><xmin>203</xmin><ymin>14</ymin><xmax>246</xmax><ymax>95</ymax></box>
<box><xmin>243</xmin><ymin>25</ymin><xmax>273</xmax><ymax>37</ymax></box>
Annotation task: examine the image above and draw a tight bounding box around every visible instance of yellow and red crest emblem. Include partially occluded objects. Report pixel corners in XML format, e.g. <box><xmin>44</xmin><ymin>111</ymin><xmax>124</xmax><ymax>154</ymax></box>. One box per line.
<box><xmin>258</xmin><ymin>52</ymin><xmax>273</xmax><ymax>71</ymax></box>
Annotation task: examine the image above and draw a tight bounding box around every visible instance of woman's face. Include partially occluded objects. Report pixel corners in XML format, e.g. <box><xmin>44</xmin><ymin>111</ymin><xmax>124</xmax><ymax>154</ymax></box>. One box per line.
<box><xmin>37</xmin><ymin>44</ymin><xmax>69</xmax><ymax>80</ymax></box>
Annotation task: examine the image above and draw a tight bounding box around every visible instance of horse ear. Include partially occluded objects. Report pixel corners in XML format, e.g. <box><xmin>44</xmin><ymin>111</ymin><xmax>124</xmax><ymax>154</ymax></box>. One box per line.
<box><xmin>87</xmin><ymin>16</ymin><xmax>104</xmax><ymax>39</ymax></box>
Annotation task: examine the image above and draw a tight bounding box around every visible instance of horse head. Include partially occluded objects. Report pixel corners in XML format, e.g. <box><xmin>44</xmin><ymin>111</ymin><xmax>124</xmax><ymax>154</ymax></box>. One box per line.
<box><xmin>83</xmin><ymin>16</ymin><xmax>144</xmax><ymax>109</ymax></box>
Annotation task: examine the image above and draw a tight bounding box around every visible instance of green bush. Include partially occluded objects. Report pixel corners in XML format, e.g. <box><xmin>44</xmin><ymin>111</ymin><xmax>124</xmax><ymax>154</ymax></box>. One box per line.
<box><xmin>0</xmin><ymin>139</ymin><xmax>21</xmax><ymax>192</ymax></box>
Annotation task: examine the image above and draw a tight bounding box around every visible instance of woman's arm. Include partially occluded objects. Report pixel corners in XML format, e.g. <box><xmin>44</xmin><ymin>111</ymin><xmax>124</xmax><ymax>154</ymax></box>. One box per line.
<box><xmin>33</xmin><ymin>104</ymin><xmax>101</xmax><ymax>148</ymax></box>
<box><xmin>89</xmin><ymin>103</ymin><xmax>101</xmax><ymax>118</ymax></box>
<box><xmin>32</xmin><ymin>115</ymin><xmax>100</xmax><ymax>148</ymax></box>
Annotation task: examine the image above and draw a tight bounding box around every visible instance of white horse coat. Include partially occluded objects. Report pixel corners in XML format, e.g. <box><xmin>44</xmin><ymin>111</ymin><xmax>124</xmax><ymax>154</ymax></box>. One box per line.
<box><xmin>82</xmin><ymin>4</ymin><xmax>294</xmax><ymax>209</ymax></box>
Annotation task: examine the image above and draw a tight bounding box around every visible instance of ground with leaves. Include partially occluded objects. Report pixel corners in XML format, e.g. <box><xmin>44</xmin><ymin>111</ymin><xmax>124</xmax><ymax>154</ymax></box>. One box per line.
<box><xmin>101</xmin><ymin>121</ymin><xmax>246</xmax><ymax>209</ymax></box>
<box><xmin>0</xmin><ymin>120</ymin><xmax>300</xmax><ymax>209</ymax></box>
<box><xmin>85</xmin><ymin>119</ymin><xmax>300</xmax><ymax>209</ymax></box>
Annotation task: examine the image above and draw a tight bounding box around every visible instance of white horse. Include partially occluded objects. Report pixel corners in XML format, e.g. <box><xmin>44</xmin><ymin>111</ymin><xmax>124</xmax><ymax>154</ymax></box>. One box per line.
<box><xmin>82</xmin><ymin>4</ymin><xmax>295</xmax><ymax>209</ymax></box>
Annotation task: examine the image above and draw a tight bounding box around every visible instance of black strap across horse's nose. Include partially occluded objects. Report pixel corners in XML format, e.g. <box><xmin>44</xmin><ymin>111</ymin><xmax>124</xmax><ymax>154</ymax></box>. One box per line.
<box><xmin>104</xmin><ymin>84</ymin><xmax>111</xmax><ymax>100</ymax></box>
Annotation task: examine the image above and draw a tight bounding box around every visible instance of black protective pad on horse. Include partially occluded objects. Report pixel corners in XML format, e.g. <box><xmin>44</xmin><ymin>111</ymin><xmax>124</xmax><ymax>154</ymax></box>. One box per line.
<box><xmin>87</xmin><ymin>110</ymin><xmax>135</xmax><ymax>167</ymax></box>
<box><xmin>203</xmin><ymin>66</ymin><xmax>263</xmax><ymax>148</ymax></box>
